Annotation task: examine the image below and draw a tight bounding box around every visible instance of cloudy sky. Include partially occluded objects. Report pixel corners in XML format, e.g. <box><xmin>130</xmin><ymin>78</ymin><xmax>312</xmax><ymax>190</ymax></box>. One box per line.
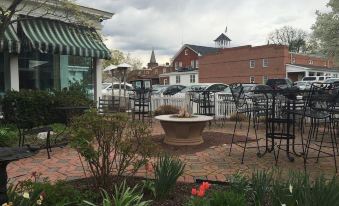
<box><xmin>78</xmin><ymin>0</ymin><xmax>329</xmax><ymax>67</ymax></box>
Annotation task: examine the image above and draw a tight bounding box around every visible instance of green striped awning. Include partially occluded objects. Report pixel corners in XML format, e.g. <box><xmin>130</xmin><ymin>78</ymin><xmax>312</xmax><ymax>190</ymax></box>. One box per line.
<box><xmin>19</xmin><ymin>18</ymin><xmax>111</xmax><ymax>59</ymax></box>
<box><xmin>0</xmin><ymin>25</ymin><xmax>21</xmax><ymax>53</ymax></box>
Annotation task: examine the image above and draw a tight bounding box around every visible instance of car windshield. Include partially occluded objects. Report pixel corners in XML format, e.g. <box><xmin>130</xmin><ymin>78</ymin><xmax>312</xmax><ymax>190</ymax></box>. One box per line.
<box><xmin>324</xmin><ymin>79</ymin><xmax>339</xmax><ymax>83</ymax></box>
<box><xmin>268</xmin><ymin>79</ymin><xmax>287</xmax><ymax>85</ymax></box>
<box><xmin>180</xmin><ymin>85</ymin><xmax>208</xmax><ymax>92</ymax></box>
<box><xmin>102</xmin><ymin>83</ymin><xmax>111</xmax><ymax>89</ymax></box>
<box><xmin>243</xmin><ymin>85</ymin><xmax>254</xmax><ymax>92</ymax></box>
<box><xmin>297</xmin><ymin>82</ymin><xmax>307</xmax><ymax>86</ymax></box>
<box><xmin>303</xmin><ymin>77</ymin><xmax>317</xmax><ymax>81</ymax></box>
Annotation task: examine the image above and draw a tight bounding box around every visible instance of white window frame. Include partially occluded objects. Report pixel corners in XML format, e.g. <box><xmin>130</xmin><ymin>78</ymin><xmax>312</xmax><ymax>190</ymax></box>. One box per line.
<box><xmin>179</xmin><ymin>61</ymin><xmax>182</xmax><ymax>67</ymax></box>
<box><xmin>250</xmin><ymin>76</ymin><xmax>255</xmax><ymax>83</ymax></box>
<box><xmin>262</xmin><ymin>58</ymin><xmax>269</xmax><ymax>67</ymax></box>
<box><xmin>163</xmin><ymin>68</ymin><xmax>167</xmax><ymax>73</ymax></box>
<box><xmin>196</xmin><ymin>60</ymin><xmax>199</xmax><ymax>68</ymax></box>
<box><xmin>163</xmin><ymin>79</ymin><xmax>168</xmax><ymax>85</ymax></box>
<box><xmin>263</xmin><ymin>76</ymin><xmax>268</xmax><ymax>84</ymax></box>
<box><xmin>308</xmin><ymin>59</ymin><xmax>314</xmax><ymax>64</ymax></box>
<box><xmin>184</xmin><ymin>49</ymin><xmax>188</xmax><ymax>55</ymax></box>
<box><xmin>191</xmin><ymin>60</ymin><xmax>195</xmax><ymax>68</ymax></box>
<box><xmin>249</xmin><ymin>60</ymin><xmax>255</xmax><ymax>68</ymax></box>
<box><xmin>190</xmin><ymin>74</ymin><xmax>195</xmax><ymax>83</ymax></box>
<box><xmin>154</xmin><ymin>70</ymin><xmax>158</xmax><ymax>75</ymax></box>
<box><xmin>176</xmin><ymin>75</ymin><xmax>180</xmax><ymax>83</ymax></box>
<box><xmin>291</xmin><ymin>57</ymin><xmax>296</xmax><ymax>64</ymax></box>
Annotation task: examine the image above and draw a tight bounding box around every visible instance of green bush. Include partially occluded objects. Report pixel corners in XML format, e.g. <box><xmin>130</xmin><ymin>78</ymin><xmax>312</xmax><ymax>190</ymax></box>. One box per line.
<box><xmin>153</xmin><ymin>154</ymin><xmax>185</xmax><ymax>199</ymax></box>
<box><xmin>154</xmin><ymin>105</ymin><xmax>179</xmax><ymax>116</ymax></box>
<box><xmin>1</xmin><ymin>82</ymin><xmax>93</xmax><ymax>127</ymax></box>
<box><xmin>2</xmin><ymin>90</ymin><xmax>54</xmax><ymax>128</ymax></box>
<box><xmin>70</xmin><ymin>109</ymin><xmax>154</xmax><ymax>189</ymax></box>
<box><xmin>0</xmin><ymin>125</ymin><xmax>18</xmax><ymax>147</ymax></box>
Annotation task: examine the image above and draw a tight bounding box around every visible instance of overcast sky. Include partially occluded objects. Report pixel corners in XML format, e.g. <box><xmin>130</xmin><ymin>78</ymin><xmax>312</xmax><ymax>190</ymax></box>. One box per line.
<box><xmin>78</xmin><ymin>0</ymin><xmax>329</xmax><ymax>67</ymax></box>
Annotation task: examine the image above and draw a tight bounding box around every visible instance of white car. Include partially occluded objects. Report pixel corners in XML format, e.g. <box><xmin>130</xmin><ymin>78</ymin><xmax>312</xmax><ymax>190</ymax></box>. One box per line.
<box><xmin>102</xmin><ymin>82</ymin><xmax>134</xmax><ymax>96</ymax></box>
<box><xmin>294</xmin><ymin>81</ymin><xmax>311</xmax><ymax>90</ymax></box>
<box><xmin>324</xmin><ymin>78</ymin><xmax>339</xmax><ymax>84</ymax></box>
<box><xmin>302</xmin><ymin>76</ymin><xmax>331</xmax><ymax>83</ymax></box>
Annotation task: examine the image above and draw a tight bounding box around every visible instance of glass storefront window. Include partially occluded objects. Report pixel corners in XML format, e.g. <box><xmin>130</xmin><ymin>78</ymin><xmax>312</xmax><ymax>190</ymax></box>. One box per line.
<box><xmin>0</xmin><ymin>53</ymin><xmax>4</xmax><ymax>94</ymax></box>
<box><xmin>18</xmin><ymin>52</ymin><xmax>59</xmax><ymax>91</ymax></box>
<box><xmin>67</xmin><ymin>56</ymin><xmax>94</xmax><ymax>100</ymax></box>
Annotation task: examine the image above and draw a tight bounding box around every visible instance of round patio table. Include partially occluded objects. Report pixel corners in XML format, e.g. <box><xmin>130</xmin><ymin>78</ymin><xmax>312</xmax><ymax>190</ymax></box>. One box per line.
<box><xmin>155</xmin><ymin>114</ymin><xmax>213</xmax><ymax>146</ymax></box>
<box><xmin>254</xmin><ymin>88</ymin><xmax>305</xmax><ymax>163</ymax></box>
<box><xmin>0</xmin><ymin>147</ymin><xmax>38</xmax><ymax>204</ymax></box>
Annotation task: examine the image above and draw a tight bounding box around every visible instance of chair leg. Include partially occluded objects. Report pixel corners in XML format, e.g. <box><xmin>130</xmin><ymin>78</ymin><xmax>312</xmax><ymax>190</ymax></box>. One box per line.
<box><xmin>316</xmin><ymin>119</ymin><xmax>327</xmax><ymax>163</ymax></box>
<box><xmin>229</xmin><ymin>112</ymin><xmax>239</xmax><ymax>156</ymax></box>
<box><xmin>329</xmin><ymin>120</ymin><xmax>338</xmax><ymax>173</ymax></box>
<box><xmin>241</xmin><ymin>113</ymin><xmax>251</xmax><ymax>164</ymax></box>
<box><xmin>46</xmin><ymin>131</ymin><xmax>51</xmax><ymax>159</ymax></box>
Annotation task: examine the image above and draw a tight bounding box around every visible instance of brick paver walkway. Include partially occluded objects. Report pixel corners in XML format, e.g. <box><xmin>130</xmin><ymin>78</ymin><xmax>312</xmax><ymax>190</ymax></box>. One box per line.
<box><xmin>8</xmin><ymin>121</ymin><xmax>339</xmax><ymax>184</ymax></box>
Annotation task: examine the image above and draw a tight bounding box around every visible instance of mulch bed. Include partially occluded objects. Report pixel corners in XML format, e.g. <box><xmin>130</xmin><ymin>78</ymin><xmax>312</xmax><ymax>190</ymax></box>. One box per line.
<box><xmin>152</xmin><ymin>132</ymin><xmax>254</xmax><ymax>155</ymax></box>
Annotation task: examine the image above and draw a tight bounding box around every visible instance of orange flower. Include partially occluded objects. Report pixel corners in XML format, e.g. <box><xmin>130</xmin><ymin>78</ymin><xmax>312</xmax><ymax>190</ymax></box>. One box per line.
<box><xmin>191</xmin><ymin>188</ymin><xmax>197</xmax><ymax>196</ymax></box>
<box><xmin>197</xmin><ymin>189</ymin><xmax>205</xmax><ymax>197</ymax></box>
<box><xmin>201</xmin><ymin>182</ymin><xmax>211</xmax><ymax>190</ymax></box>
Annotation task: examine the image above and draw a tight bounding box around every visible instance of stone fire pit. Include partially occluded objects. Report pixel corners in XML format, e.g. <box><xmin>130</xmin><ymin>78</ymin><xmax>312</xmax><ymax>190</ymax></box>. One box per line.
<box><xmin>155</xmin><ymin>114</ymin><xmax>213</xmax><ymax>146</ymax></box>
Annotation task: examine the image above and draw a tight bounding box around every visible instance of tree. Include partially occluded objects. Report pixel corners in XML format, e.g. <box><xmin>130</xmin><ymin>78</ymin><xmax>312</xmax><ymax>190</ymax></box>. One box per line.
<box><xmin>103</xmin><ymin>49</ymin><xmax>143</xmax><ymax>82</ymax></box>
<box><xmin>0</xmin><ymin>0</ymin><xmax>94</xmax><ymax>41</ymax></box>
<box><xmin>268</xmin><ymin>26</ymin><xmax>309</xmax><ymax>53</ymax></box>
<box><xmin>311</xmin><ymin>0</ymin><xmax>339</xmax><ymax>64</ymax></box>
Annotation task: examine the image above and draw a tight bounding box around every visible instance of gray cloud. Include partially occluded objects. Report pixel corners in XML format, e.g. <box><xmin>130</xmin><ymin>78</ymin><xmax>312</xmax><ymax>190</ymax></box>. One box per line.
<box><xmin>78</xmin><ymin>0</ymin><xmax>329</xmax><ymax>66</ymax></box>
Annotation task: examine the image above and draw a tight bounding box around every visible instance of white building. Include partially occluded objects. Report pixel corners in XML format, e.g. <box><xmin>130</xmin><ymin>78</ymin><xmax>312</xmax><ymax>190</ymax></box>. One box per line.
<box><xmin>159</xmin><ymin>70</ymin><xmax>199</xmax><ymax>86</ymax></box>
<box><xmin>0</xmin><ymin>0</ymin><xmax>113</xmax><ymax>103</ymax></box>
<box><xmin>286</xmin><ymin>64</ymin><xmax>339</xmax><ymax>79</ymax></box>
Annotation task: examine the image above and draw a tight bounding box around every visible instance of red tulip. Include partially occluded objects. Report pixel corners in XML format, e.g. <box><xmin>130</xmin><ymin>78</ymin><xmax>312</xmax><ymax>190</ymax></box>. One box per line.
<box><xmin>191</xmin><ymin>188</ymin><xmax>197</xmax><ymax>196</ymax></box>
<box><xmin>197</xmin><ymin>189</ymin><xmax>205</xmax><ymax>197</ymax></box>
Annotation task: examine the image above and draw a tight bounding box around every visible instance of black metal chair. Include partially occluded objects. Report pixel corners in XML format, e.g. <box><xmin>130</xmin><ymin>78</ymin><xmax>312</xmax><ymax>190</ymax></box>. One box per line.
<box><xmin>19</xmin><ymin>127</ymin><xmax>53</xmax><ymax>159</ymax></box>
<box><xmin>131</xmin><ymin>89</ymin><xmax>152</xmax><ymax>123</ymax></box>
<box><xmin>228</xmin><ymin>83</ymin><xmax>261</xmax><ymax>163</ymax></box>
<box><xmin>300</xmin><ymin>83</ymin><xmax>339</xmax><ymax>172</ymax></box>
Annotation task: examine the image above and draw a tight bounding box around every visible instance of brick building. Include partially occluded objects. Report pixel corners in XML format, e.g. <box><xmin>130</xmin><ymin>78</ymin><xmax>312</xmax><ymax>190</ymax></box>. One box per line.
<box><xmin>199</xmin><ymin>44</ymin><xmax>337</xmax><ymax>84</ymax></box>
<box><xmin>172</xmin><ymin>44</ymin><xmax>219</xmax><ymax>70</ymax></box>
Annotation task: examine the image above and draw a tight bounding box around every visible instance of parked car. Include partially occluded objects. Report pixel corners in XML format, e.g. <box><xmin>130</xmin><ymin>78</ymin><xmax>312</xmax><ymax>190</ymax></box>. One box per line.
<box><xmin>266</xmin><ymin>78</ymin><xmax>294</xmax><ymax>90</ymax></box>
<box><xmin>324</xmin><ymin>78</ymin><xmax>339</xmax><ymax>84</ymax></box>
<box><xmin>302</xmin><ymin>76</ymin><xmax>331</xmax><ymax>83</ymax></box>
<box><xmin>152</xmin><ymin>85</ymin><xmax>169</xmax><ymax>95</ymax></box>
<box><xmin>294</xmin><ymin>81</ymin><xmax>312</xmax><ymax>90</ymax></box>
<box><xmin>246</xmin><ymin>84</ymin><xmax>272</xmax><ymax>97</ymax></box>
<box><xmin>173</xmin><ymin>83</ymin><xmax>228</xmax><ymax>98</ymax></box>
<box><xmin>162</xmin><ymin>85</ymin><xmax>186</xmax><ymax>96</ymax></box>
<box><xmin>102</xmin><ymin>82</ymin><xmax>133</xmax><ymax>96</ymax></box>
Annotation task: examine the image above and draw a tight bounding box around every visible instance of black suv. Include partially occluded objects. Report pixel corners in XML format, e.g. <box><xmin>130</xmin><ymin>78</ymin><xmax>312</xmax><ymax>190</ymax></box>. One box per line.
<box><xmin>266</xmin><ymin>78</ymin><xmax>294</xmax><ymax>90</ymax></box>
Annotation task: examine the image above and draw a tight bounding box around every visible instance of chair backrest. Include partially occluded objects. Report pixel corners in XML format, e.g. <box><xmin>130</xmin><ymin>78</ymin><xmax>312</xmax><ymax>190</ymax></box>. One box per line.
<box><xmin>305</xmin><ymin>83</ymin><xmax>339</xmax><ymax>112</ymax></box>
<box><xmin>229</xmin><ymin>83</ymin><xmax>247</xmax><ymax>109</ymax></box>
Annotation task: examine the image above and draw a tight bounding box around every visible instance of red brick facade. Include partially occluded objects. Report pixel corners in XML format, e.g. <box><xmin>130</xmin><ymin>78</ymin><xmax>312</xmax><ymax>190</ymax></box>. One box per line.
<box><xmin>172</xmin><ymin>47</ymin><xmax>199</xmax><ymax>69</ymax></box>
<box><xmin>199</xmin><ymin>44</ymin><xmax>334</xmax><ymax>84</ymax></box>
<box><xmin>127</xmin><ymin>66</ymin><xmax>174</xmax><ymax>85</ymax></box>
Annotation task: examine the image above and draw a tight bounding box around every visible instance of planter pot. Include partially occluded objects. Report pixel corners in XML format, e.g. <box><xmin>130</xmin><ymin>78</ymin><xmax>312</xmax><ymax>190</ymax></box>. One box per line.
<box><xmin>155</xmin><ymin>114</ymin><xmax>213</xmax><ymax>146</ymax></box>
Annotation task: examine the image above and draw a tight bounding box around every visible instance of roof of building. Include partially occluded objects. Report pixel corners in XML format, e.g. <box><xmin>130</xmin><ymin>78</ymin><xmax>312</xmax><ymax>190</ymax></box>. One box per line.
<box><xmin>214</xmin><ymin>33</ymin><xmax>231</xmax><ymax>42</ymax></box>
<box><xmin>185</xmin><ymin>44</ymin><xmax>219</xmax><ymax>56</ymax></box>
<box><xmin>287</xmin><ymin>64</ymin><xmax>339</xmax><ymax>71</ymax></box>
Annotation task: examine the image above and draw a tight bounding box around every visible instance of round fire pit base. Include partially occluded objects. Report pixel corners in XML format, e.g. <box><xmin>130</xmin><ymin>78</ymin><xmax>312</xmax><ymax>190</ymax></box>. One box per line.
<box><xmin>155</xmin><ymin>115</ymin><xmax>213</xmax><ymax>146</ymax></box>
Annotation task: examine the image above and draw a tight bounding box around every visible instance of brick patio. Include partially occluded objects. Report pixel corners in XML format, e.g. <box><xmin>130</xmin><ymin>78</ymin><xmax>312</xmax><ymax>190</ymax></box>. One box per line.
<box><xmin>7</xmin><ymin>120</ymin><xmax>339</xmax><ymax>184</ymax></box>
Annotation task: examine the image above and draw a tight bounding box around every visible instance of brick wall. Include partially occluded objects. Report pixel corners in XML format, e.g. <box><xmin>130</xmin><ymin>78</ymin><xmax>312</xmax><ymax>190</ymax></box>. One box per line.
<box><xmin>199</xmin><ymin>45</ymin><xmax>288</xmax><ymax>84</ymax></box>
<box><xmin>289</xmin><ymin>53</ymin><xmax>334</xmax><ymax>68</ymax></box>
<box><xmin>172</xmin><ymin>47</ymin><xmax>199</xmax><ymax>68</ymax></box>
